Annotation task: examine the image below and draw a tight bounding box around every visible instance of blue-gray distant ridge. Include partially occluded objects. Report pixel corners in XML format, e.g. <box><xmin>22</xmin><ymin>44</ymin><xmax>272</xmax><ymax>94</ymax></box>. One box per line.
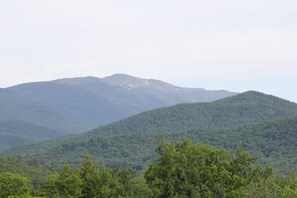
<box><xmin>0</xmin><ymin>74</ymin><xmax>236</xmax><ymax>150</ymax></box>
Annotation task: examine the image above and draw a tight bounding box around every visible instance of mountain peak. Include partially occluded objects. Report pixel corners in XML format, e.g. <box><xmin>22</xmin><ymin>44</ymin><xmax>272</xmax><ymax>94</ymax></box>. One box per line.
<box><xmin>216</xmin><ymin>91</ymin><xmax>297</xmax><ymax>109</ymax></box>
<box><xmin>105</xmin><ymin>73</ymin><xmax>138</xmax><ymax>79</ymax></box>
<box><xmin>239</xmin><ymin>91</ymin><xmax>283</xmax><ymax>100</ymax></box>
<box><xmin>103</xmin><ymin>73</ymin><xmax>169</xmax><ymax>89</ymax></box>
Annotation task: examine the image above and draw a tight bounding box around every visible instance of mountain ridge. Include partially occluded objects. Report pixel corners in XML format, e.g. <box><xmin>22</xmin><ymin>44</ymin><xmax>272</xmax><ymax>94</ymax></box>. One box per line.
<box><xmin>0</xmin><ymin>74</ymin><xmax>236</xmax><ymax>150</ymax></box>
<box><xmin>85</xmin><ymin>90</ymin><xmax>297</xmax><ymax>137</ymax></box>
<box><xmin>7</xmin><ymin>91</ymin><xmax>297</xmax><ymax>172</ymax></box>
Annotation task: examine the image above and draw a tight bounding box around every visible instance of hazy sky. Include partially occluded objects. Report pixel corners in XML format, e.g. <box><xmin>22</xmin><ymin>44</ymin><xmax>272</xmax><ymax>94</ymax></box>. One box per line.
<box><xmin>1</xmin><ymin>0</ymin><xmax>297</xmax><ymax>102</ymax></box>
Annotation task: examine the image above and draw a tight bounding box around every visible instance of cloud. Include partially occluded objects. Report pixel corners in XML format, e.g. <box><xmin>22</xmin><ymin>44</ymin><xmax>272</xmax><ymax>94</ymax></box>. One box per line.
<box><xmin>0</xmin><ymin>0</ymin><xmax>296</xmax><ymax>101</ymax></box>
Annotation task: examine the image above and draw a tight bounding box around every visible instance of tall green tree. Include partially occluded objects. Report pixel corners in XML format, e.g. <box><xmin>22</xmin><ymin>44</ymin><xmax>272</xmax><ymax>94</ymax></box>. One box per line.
<box><xmin>79</xmin><ymin>155</ymin><xmax>101</xmax><ymax>198</ymax></box>
<box><xmin>43</xmin><ymin>163</ymin><xmax>82</xmax><ymax>198</ymax></box>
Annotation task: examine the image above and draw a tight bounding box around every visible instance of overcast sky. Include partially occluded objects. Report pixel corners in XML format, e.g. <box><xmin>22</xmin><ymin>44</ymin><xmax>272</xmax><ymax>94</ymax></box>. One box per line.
<box><xmin>1</xmin><ymin>0</ymin><xmax>297</xmax><ymax>102</ymax></box>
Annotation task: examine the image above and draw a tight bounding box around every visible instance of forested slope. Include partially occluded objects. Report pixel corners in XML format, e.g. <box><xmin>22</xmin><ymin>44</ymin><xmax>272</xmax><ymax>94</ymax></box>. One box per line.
<box><xmin>7</xmin><ymin>91</ymin><xmax>297</xmax><ymax>173</ymax></box>
<box><xmin>85</xmin><ymin>91</ymin><xmax>297</xmax><ymax>137</ymax></box>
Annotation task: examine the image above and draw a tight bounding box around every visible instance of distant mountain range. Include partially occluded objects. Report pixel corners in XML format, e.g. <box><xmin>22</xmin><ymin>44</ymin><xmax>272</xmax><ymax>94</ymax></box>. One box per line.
<box><xmin>0</xmin><ymin>74</ymin><xmax>236</xmax><ymax>150</ymax></box>
<box><xmin>8</xmin><ymin>91</ymin><xmax>297</xmax><ymax>173</ymax></box>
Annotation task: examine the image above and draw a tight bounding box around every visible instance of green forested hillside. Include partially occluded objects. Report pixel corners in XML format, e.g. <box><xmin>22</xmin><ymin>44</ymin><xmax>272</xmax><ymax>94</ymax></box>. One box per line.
<box><xmin>7</xmin><ymin>91</ymin><xmax>297</xmax><ymax>174</ymax></box>
<box><xmin>86</xmin><ymin>91</ymin><xmax>297</xmax><ymax>137</ymax></box>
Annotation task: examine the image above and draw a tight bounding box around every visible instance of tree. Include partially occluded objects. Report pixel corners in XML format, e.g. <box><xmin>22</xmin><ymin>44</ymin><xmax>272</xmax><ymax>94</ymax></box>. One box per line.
<box><xmin>0</xmin><ymin>172</ymin><xmax>33</xmax><ymax>198</ymax></box>
<box><xmin>145</xmin><ymin>139</ymin><xmax>272</xmax><ymax>198</ymax></box>
<box><xmin>43</xmin><ymin>163</ymin><xmax>82</xmax><ymax>198</ymax></box>
<box><xmin>243</xmin><ymin>178</ymin><xmax>283</xmax><ymax>198</ymax></box>
<box><xmin>79</xmin><ymin>155</ymin><xmax>150</xmax><ymax>197</ymax></box>
<box><xmin>79</xmin><ymin>155</ymin><xmax>101</xmax><ymax>198</ymax></box>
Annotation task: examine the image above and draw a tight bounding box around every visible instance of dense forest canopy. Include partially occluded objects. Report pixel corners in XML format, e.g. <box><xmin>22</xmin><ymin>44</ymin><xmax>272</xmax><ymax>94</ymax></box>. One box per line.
<box><xmin>2</xmin><ymin>140</ymin><xmax>297</xmax><ymax>198</ymax></box>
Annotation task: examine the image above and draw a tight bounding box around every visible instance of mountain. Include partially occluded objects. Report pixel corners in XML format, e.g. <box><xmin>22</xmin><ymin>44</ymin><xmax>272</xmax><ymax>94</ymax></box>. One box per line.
<box><xmin>8</xmin><ymin>91</ymin><xmax>297</xmax><ymax>172</ymax></box>
<box><xmin>0</xmin><ymin>86</ymin><xmax>80</xmax><ymax>132</ymax></box>
<box><xmin>103</xmin><ymin>74</ymin><xmax>234</xmax><ymax>103</ymax></box>
<box><xmin>6</xmin><ymin>74</ymin><xmax>236</xmax><ymax>132</ymax></box>
<box><xmin>0</xmin><ymin>74</ymin><xmax>236</xmax><ymax>150</ymax></box>
<box><xmin>0</xmin><ymin>120</ymin><xmax>62</xmax><ymax>151</ymax></box>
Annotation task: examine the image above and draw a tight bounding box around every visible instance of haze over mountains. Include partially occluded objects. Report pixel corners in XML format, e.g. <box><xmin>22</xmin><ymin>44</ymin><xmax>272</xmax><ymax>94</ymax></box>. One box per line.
<box><xmin>0</xmin><ymin>74</ymin><xmax>236</xmax><ymax>150</ymax></box>
<box><xmin>8</xmin><ymin>91</ymin><xmax>297</xmax><ymax>173</ymax></box>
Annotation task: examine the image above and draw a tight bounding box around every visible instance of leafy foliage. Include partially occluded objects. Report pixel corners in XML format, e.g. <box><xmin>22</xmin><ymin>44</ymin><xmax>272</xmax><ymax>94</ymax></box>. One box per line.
<box><xmin>0</xmin><ymin>172</ymin><xmax>33</xmax><ymax>198</ymax></box>
<box><xmin>145</xmin><ymin>140</ymin><xmax>272</xmax><ymax>197</ymax></box>
<box><xmin>2</xmin><ymin>140</ymin><xmax>297</xmax><ymax>197</ymax></box>
<box><xmin>0</xmin><ymin>156</ymin><xmax>50</xmax><ymax>189</ymax></box>
<box><xmin>43</xmin><ymin>163</ymin><xmax>82</xmax><ymax>198</ymax></box>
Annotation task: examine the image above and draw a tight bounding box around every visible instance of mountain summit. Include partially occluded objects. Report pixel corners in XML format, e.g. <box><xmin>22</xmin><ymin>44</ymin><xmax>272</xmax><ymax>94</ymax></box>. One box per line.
<box><xmin>103</xmin><ymin>73</ymin><xmax>176</xmax><ymax>89</ymax></box>
<box><xmin>102</xmin><ymin>73</ymin><xmax>236</xmax><ymax>103</ymax></box>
